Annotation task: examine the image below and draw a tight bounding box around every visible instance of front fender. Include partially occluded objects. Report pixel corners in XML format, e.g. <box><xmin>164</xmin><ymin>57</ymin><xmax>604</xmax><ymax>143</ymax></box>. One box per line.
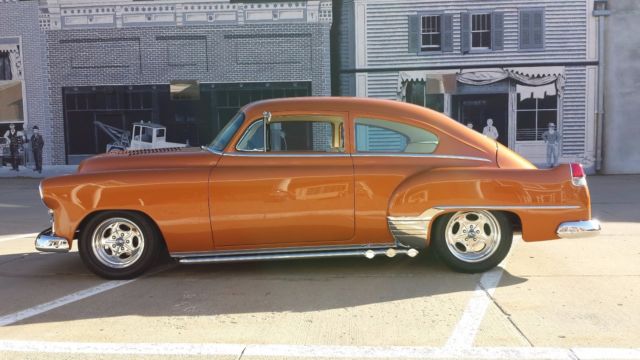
<box><xmin>388</xmin><ymin>165</ymin><xmax>591</xmax><ymax>242</ymax></box>
<box><xmin>40</xmin><ymin>168</ymin><xmax>213</xmax><ymax>252</ymax></box>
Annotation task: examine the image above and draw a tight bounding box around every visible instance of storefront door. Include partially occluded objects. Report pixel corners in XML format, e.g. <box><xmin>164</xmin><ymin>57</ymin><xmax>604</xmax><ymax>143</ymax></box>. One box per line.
<box><xmin>452</xmin><ymin>94</ymin><xmax>509</xmax><ymax>146</ymax></box>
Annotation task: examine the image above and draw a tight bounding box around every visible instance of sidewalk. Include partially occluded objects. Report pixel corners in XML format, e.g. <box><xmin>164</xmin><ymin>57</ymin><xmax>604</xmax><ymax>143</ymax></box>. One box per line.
<box><xmin>0</xmin><ymin>165</ymin><xmax>77</xmax><ymax>179</ymax></box>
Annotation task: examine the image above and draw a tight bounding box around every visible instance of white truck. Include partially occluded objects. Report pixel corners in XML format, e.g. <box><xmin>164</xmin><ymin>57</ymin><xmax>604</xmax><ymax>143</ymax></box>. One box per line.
<box><xmin>95</xmin><ymin>121</ymin><xmax>187</xmax><ymax>153</ymax></box>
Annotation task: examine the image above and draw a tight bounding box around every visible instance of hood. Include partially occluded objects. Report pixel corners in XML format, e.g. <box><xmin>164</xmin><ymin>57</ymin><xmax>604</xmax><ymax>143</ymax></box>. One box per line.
<box><xmin>77</xmin><ymin>147</ymin><xmax>221</xmax><ymax>174</ymax></box>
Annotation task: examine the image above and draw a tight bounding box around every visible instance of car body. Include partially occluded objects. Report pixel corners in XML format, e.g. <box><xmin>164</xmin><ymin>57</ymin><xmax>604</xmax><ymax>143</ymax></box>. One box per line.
<box><xmin>36</xmin><ymin>97</ymin><xmax>600</xmax><ymax>279</ymax></box>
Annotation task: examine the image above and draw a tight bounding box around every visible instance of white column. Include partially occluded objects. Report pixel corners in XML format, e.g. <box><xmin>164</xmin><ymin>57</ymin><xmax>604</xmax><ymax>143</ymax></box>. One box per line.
<box><xmin>354</xmin><ymin>0</ymin><xmax>367</xmax><ymax>97</ymax></box>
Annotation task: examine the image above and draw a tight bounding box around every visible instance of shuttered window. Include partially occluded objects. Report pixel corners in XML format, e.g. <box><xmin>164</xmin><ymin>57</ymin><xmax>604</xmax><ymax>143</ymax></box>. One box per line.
<box><xmin>408</xmin><ymin>13</ymin><xmax>453</xmax><ymax>54</ymax></box>
<box><xmin>462</xmin><ymin>12</ymin><xmax>503</xmax><ymax>53</ymax></box>
<box><xmin>519</xmin><ymin>8</ymin><xmax>545</xmax><ymax>50</ymax></box>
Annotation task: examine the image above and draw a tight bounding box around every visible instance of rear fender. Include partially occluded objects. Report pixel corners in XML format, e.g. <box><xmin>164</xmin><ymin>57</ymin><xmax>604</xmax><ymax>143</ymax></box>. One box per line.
<box><xmin>387</xmin><ymin>165</ymin><xmax>591</xmax><ymax>245</ymax></box>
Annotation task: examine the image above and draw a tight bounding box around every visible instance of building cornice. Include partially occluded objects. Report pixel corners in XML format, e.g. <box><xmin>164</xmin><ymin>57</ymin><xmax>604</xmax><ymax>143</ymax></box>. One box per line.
<box><xmin>39</xmin><ymin>0</ymin><xmax>332</xmax><ymax>30</ymax></box>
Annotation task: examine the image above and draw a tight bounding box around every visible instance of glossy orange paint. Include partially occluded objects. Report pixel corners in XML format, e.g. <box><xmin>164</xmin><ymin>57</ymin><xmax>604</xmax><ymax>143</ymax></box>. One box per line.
<box><xmin>39</xmin><ymin>97</ymin><xmax>593</xmax><ymax>254</ymax></box>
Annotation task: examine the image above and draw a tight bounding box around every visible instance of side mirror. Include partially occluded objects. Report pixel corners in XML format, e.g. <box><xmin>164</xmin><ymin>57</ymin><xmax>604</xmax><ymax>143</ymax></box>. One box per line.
<box><xmin>263</xmin><ymin>112</ymin><xmax>271</xmax><ymax>152</ymax></box>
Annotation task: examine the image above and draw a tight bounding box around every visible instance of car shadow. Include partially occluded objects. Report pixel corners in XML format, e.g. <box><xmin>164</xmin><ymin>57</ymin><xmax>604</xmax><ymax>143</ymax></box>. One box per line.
<box><xmin>0</xmin><ymin>251</ymin><xmax>527</xmax><ymax>326</ymax></box>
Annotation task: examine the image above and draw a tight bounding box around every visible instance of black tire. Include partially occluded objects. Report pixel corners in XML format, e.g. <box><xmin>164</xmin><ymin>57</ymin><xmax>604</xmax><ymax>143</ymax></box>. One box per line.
<box><xmin>78</xmin><ymin>211</ymin><xmax>160</xmax><ymax>279</ymax></box>
<box><xmin>431</xmin><ymin>210</ymin><xmax>513</xmax><ymax>273</ymax></box>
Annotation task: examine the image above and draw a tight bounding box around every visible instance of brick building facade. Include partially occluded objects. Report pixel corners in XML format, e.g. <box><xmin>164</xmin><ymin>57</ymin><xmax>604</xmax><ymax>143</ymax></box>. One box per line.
<box><xmin>20</xmin><ymin>0</ymin><xmax>332</xmax><ymax>165</ymax></box>
<box><xmin>0</xmin><ymin>0</ymin><xmax>49</xmax><ymax>165</ymax></box>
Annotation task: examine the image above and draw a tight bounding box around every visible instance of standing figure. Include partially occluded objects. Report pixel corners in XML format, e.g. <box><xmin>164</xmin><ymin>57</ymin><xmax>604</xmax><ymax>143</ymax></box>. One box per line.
<box><xmin>30</xmin><ymin>125</ymin><xmax>44</xmax><ymax>173</ymax></box>
<box><xmin>3</xmin><ymin>123</ymin><xmax>23</xmax><ymax>171</ymax></box>
<box><xmin>482</xmin><ymin>118</ymin><xmax>499</xmax><ymax>140</ymax></box>
<box><xmin>542</xmin><ymin>122</ymin><xmax>560</xmax><ymax>168</ymax></box>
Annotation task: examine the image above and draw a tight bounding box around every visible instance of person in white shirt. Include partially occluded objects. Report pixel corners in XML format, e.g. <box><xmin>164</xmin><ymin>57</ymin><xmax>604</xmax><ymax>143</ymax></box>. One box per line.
<box><xmin>482</xmin><ymin>118</ymin><xmax>499</xmax><ymax>140</ymax></box>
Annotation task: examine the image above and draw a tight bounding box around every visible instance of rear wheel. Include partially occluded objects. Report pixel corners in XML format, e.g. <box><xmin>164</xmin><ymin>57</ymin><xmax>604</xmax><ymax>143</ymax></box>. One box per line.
<box><xmin>431</xmin><ymin>210</ymin><xmax>512</xmax><ymax>273</ymax></box>
<box><xmin>79</xmin><ymin>211</ymin><xmax>159</xmax><ymax>279</ymax></box>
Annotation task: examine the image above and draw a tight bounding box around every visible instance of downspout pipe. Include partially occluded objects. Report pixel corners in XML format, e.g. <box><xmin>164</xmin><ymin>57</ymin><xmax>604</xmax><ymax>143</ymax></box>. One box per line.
<box><xmin>594</xmin><ymin>0</ymin><xmax>610</xmax><ymax>172</ymax></box>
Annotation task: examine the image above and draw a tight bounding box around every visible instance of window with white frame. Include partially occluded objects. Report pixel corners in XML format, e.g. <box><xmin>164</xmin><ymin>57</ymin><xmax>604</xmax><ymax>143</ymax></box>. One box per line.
<box><xmin>516</xmin><ymin>93</ymin><xmax>557</xmax><ymax>141</ymax></box>
<box><xmin>471</xmin><ymin>13</ymin><xmax>492</xmax><ymax>49</ymax></box>
<box><xmin>421</xmin><ymin>15</ymin><xmax>441</xmax><ymax>51</ymax></box>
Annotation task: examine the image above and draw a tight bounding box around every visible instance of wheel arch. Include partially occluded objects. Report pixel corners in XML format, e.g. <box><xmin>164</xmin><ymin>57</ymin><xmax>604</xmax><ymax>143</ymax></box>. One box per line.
<box><xmin>427</xmin><ymin>209</ymin><xmax>522</xmax><ymax>247</ymax></box>
<box><xmin>74</xmin><ymin>209</ymin><xmax>168</xmax><ymax>254</ymax></box>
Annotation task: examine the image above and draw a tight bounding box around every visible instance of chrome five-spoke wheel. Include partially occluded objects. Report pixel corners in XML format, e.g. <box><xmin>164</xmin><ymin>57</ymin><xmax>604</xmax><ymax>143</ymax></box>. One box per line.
<box><xmin>79</xmin><ymin>211</ymin><xmax>160</xmax><ymax>279</ymax></box>
<box><xmin>445</xmin><ymin>211</ymin><xmax>501</xmax><ymax>263</ymax></box>
<box><xmin>91</xmin><ymin>218</ymin><xmax>145</xmax><ymax>269</ymax></box>
<box><xmin>432</xmin><ymin>210</ymin><xmax>513</xmax><ymax>273</ymax></box>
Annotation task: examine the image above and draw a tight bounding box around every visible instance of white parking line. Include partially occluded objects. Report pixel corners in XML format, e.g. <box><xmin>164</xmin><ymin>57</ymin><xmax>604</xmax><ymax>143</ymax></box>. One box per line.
<box><xmin>444</xmin><ymin>265</ymin><xmax>508</xmax><ymax>349</ymax></box>
<box><xmin>0</xmin><ymin>280</ymin><xmax>135</xmax><ymax>327</ymax></box>
<box><xmin>0</xmin><ymin>233</ymin><xmax>39</xmax><ymax>243</ymax></box>
<box><xmin>444</xmin><ymin>238</ymin><xmax>521</xmax><ymax>349</ymax></box>
<box><xmin>1</xmin><ymin>341</ymin><xmax>640</xmax><ymax>359</ymax></box>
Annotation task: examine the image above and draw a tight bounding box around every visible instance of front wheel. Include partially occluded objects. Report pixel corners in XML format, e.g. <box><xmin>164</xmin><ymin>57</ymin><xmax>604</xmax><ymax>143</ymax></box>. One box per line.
<box><xmin>79</xmin><ymin>211</ymin><xmax>160</xmax><ymax>279</ymax></box>
<box><xmin>431</xmin><ymin>210</ymin><xmax>513</xmax><ymax>273</ymax></box>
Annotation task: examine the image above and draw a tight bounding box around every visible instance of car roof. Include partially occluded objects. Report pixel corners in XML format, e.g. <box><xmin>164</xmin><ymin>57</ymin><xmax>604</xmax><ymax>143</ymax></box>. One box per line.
<box><xmin>239</xmin><ymin>96</ymin><xmax>499</xmax><ymax>157</ymax></box>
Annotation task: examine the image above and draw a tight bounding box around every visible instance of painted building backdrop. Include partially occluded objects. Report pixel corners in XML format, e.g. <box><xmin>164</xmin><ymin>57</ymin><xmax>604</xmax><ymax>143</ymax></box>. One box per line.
<box><xmin>1</xmin><ymin>0</ymin><xmax>636</xmax><ymax>173</ymax></box>
<box><xmin>335</xmin><ymin>0</ymin><xmax>600</xmax><ymax>171</ymax></box>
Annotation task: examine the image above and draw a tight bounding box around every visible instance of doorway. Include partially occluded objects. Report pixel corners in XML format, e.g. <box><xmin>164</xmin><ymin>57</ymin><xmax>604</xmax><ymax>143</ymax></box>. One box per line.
<box><xmin>452</xmin><ymin>94</ymin><xmax>509</xmax><ymax>146</ymax></box>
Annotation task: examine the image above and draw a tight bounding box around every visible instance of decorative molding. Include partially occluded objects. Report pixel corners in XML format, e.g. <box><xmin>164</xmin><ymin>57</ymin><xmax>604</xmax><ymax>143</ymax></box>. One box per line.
<box><xmin>39</xmin><ymin>1</ymin><xmax>332</xmax><ymax>30</ymax></box>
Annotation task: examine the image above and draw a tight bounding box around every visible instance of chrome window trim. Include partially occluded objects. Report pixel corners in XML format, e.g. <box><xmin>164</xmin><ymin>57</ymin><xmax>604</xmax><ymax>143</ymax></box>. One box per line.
<box><xmin>352</xmin><ymin>153</ymin><xmax>492</xmax><ymax>162</ymax></box>
<box><xmin>225</xmin><ymin>152</ymin><xmax>350</xmax><ymax>158</ymax></box>
<box><xmin>202</xmin><ymin>146</ymin><xmax>222</xmax><ymax>155</ymax></box>
<box><xmin>235</xmin><ymin>119</ymin><xmax>265</xmax><ymax>153</ymax></box>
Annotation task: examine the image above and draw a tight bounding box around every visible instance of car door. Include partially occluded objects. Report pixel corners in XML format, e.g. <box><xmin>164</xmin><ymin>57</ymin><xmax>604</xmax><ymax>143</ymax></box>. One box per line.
<box><xmin>210</xmin><ymin>111</ymin><xmax>355</xmax><ymax>249</ymax></box>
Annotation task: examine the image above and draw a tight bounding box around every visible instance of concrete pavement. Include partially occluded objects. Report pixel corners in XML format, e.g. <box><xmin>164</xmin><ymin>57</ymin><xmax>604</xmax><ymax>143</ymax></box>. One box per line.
<box><xmin>0</xmin><ymin>176</ymin><xmax>638</xmax><ymax>359</ymax></box>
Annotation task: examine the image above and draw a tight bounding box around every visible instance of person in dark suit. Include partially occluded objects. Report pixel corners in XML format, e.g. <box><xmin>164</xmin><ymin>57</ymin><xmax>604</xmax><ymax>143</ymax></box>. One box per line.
<box><xmin>3</xmin><ymin>123</ymin><xmax>23</xmax><ymax>171</ymax></box>
<box><xmin>30</xmin><ymin>125</ymin><xmax>44</xmax><ymax>173</ymax></box>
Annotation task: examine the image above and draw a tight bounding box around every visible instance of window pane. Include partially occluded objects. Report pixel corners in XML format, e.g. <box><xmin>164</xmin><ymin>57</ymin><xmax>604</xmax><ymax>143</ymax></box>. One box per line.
<box><xmin>355</xmin><ymin>117</ymin><xmax>438</xmax><ymax>153</ymax></box>
<box><xmin>516</xmin><ymin>111</ymin><xmax>537</xmax><ymax>141</ymax></box>
<box><xmin>270</xmin><ymin>119</ymin><xmax>339</xmax><ymax>152</ymax></box>
<box><xmin>517</xmin><ymin>94</ymin><xmax>536</xmax><ymax>110</ymax></box>
<box><xmin>406</xmin><ymin>82</ymin><xmax>426</xmax><ymax>107</ymax></box>
<box><xmin>539</xmin><ymin>94</ymin><xmax>557</xmax><ymax>109</ymax></box>
<box><xmin>236</xmin><ymin>119</ymin><xmax>264</xmax><ymax>151</ymax></box>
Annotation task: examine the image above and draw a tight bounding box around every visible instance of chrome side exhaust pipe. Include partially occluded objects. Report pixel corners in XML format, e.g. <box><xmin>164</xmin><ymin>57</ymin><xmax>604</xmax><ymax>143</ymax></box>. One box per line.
<box><xmin>177</xmin><ymin>247</ymin><xmax>419</xmax><ymax>264</ymax></box>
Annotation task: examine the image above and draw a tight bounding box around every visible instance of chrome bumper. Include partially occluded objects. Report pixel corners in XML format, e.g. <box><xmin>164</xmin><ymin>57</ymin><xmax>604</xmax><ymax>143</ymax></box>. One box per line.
<box><xmin>557</xmin><ymin>220</ymin><xmax>601</xmax><ymax>239</ymax></box>
<box><xmin>35</xmin><ymin>228</ymin><xmax>70</xmax><ymax>253</ymax></box>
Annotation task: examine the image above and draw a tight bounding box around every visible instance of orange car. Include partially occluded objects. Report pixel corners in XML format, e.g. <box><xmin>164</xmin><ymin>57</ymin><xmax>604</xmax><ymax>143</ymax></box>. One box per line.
<box><xmin>36</xmin><ymin>97</ymin><xmax>600</xmax><ymax>279</ymax></box>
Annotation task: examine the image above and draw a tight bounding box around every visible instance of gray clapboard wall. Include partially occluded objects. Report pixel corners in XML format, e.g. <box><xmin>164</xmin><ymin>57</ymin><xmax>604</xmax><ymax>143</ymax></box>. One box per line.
<box><xmin>337</xmin><ymin>0</ymin><xmax>590</xmax><ymax>156</ymax></box>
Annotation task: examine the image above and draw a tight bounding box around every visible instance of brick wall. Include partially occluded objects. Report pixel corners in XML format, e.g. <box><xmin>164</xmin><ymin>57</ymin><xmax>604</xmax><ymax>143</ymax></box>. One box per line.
<box><xmin>0</xmin><ymin>0</ymin><xmax>50</xmax><ymax>164</ymax></box>
<box><xmin>46</xmin><ymin>22</ymin><xmax>332</xmax><ymax>164</ymax></box>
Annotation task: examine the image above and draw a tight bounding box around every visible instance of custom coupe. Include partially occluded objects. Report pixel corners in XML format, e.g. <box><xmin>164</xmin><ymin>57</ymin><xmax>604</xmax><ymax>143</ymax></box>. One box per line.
<box><xmin>36</xmin><ymin>97</ymin><xmax>600</xmax><ymax>279</ymax></box>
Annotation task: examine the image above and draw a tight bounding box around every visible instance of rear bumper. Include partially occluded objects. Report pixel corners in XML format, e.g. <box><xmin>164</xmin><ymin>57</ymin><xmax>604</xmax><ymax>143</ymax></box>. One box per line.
<box><xmin>556</xmin><ymin>220</ymin><xmax>601</xmax><ymax>239</ymax></box>
<box><xmin>35</xmin><ymin>228</ymin><xmax>70</xmax><ymax>253</ymax></box>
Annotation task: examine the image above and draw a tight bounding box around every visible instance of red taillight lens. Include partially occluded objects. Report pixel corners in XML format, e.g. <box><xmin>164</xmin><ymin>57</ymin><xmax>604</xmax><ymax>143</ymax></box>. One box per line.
<box><xmin>570</xmin><ymin>163</ymin><xmax>586</xmax><ymax>186</ymax></box>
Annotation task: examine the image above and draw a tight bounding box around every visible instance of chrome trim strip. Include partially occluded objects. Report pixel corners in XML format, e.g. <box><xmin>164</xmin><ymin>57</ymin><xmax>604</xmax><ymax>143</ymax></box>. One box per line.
<box><xmin>434</xmin><ymin>205</ymin><xmax>581</xmax><ymax>210</ymax></box>
<box><xmin>35</xmin><ymin>228</ymin><xmax>70</xmax><ymax>253</ymax></box>
<box><xmin>172</xmin><ymin>243</ymin><xmax>397</xmax><ymax>258</ymax></box>
<box><xmin>177</xmin><ymin>247</ymin><xmax>416</xmax><ymax>264</ymax></box>
<box><xmin>224</xmin><ymin>152</ymin><xmax>350</xmax><ymax>158</ymax></box>
<box><xmin>351</xmin><ymin>153</ymin><xmax>492</xmax><ymax>162</ymax></box>
<box><xmin>557</xmin><ymin>219</ymin><xmax>601</xmax><ymax>239</ymax></box>
<box><xmin>202</xmin><ymin>146</ymin><xmax>223</xmax><ymax>155</ymax></box>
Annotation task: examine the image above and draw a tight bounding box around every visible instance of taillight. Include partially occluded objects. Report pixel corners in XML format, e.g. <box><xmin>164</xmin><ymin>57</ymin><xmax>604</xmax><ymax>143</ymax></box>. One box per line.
<box><xmin>570</xmin><ymin>163</ymin><xmax>587</xmax><ymax>186</ymax></box>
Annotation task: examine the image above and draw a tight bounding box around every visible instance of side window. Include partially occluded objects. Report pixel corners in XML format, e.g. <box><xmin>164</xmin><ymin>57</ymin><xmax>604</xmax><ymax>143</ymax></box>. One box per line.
<box><xmin>236</xmin><ymin>115</ymin><xmax>344</xmax><ymax>153</ymax></box>
<box><xmin>355</xmin><ymin>117</ymin><xmax>439</xmax><ymax>154</ymax></box>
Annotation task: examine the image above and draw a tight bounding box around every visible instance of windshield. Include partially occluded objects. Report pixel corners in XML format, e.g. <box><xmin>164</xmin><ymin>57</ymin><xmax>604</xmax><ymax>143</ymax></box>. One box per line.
<box><xmin>208</xmin><ymin>111</ymin><xmax>245</xmax><ymax>153</ymax></box>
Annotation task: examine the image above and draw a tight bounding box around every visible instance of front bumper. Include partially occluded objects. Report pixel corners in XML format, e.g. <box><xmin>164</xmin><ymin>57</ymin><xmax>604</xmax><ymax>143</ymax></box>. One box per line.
<box><xmin>556</xmin><ymin>220</ymin><xmax>601</xmax><ymax>239</ymax></box>
<box><xmin>35</xmin><ymin>228</ymin><xmax>70</xmax><ymax>253</ymax></box>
